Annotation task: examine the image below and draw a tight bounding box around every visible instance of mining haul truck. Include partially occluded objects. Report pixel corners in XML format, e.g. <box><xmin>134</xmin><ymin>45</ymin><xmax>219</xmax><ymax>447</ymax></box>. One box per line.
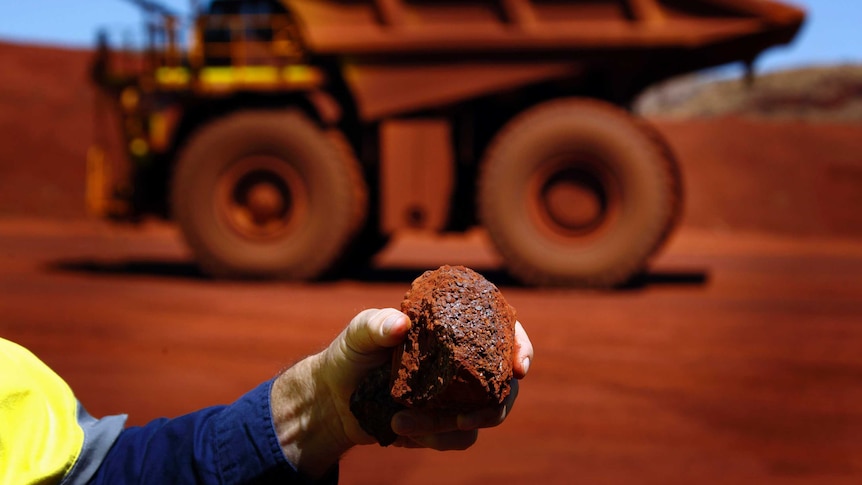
<box><xmin>88</xmin><ymin>0</ymin><xmax>804</xmax><ymax>286</ymax></box>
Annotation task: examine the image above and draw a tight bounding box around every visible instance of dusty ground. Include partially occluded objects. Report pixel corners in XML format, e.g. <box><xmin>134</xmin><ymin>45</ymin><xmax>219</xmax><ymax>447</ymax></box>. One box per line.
<box><xmin>1</xmin><ymin>41</ymin><xmax>861</xmax><ymax>484</ymax></box>
<box><xmin>1</xmin><ymin>219</ymin><xmax>861</xmax><ymax>484</ymax></box>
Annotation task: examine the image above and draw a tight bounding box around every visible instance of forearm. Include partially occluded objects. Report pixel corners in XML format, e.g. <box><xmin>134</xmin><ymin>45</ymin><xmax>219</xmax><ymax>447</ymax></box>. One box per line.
<box><xmin>89</xmin><ymin>380</ymin><xmax>311</xmax><ymax>485</ymax></box>
<box><xmin>270</xmin><ymin>353</ymin><xmax>353</xmax><ymax>479</ymax></box>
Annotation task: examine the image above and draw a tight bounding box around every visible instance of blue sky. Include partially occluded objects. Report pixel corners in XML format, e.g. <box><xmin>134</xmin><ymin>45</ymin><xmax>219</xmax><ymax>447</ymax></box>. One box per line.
<box><xmin>0</xmin><ymin>0</ymin><xmax>858</xmax><ymax>72</ymax></box>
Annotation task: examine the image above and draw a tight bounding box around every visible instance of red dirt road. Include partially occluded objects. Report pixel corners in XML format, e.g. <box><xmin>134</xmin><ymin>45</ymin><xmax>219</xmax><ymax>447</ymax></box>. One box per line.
<box><xmin>1</xmin><ymin>219</ymin><xmax>860</xmax><ymax>484</ymax></box>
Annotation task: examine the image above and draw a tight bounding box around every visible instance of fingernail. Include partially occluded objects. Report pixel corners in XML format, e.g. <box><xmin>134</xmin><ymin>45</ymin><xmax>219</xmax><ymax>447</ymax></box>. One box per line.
<box><xmin>392</xmin><ymin>414</ymin><xmax>414</xmax><ymax>434</ymax></box>
<box><xmin>521</xmin><ymin>357</ymin><xmax>531</xmax><ymax>374</ymax></box>
<box><xmin>381</xmin><ymin>314</ymin><xmax>398</xmax><ymax>335</ymax></box>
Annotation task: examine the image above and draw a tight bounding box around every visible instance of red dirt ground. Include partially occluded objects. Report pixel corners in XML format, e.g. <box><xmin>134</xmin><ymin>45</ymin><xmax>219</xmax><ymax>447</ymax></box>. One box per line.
<box><xmin>2</xmin><ymin>220</ymin><xmax>861</xmax><ymax>485</ymax></box>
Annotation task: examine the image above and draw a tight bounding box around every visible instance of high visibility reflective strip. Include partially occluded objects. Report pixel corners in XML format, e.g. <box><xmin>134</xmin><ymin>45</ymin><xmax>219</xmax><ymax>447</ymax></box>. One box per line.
<box><xmin>200</xmin><ymin>65</ymin><xmax>321</xmax><ymax>85</ymax></box>
<box><xmin>155</xmin><ymin>67</ymin><xmax>191</xmax><ymax>86</ymax></box>
<box><xmin>154</xmin><ymin>65</ymin><xmax>322</xmax><ymax>88</ymax></box>
<box><xmin>0</xmin><ymin>339</ymin><xmax>84</xmax><ymax>485</ymax></box>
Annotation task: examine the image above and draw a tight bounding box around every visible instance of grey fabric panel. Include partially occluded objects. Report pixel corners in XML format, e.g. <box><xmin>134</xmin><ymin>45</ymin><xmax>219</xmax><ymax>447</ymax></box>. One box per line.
<box><xmin>60</xmin><ymin>402</ymin><xmax>127</xmax><ymax>485</ymax></box>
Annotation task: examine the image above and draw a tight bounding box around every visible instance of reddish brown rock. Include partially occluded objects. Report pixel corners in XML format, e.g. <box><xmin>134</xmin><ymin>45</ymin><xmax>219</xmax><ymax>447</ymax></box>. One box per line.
<box><xmin>393</xmin><ymin>265</ymin><xmax>516</xmax><ymax>410</ymax></box>
<box><xmin>350</xmin><ymin>265</ymin><xmax>517</xmax><ymax>445</ymax></box>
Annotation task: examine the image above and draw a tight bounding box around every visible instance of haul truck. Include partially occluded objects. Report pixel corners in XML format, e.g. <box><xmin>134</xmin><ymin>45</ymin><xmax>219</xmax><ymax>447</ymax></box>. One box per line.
<box><xmin>88</xmin><ymin>0</ymin><xmax>804</xmax><ymax>286</ymax></box>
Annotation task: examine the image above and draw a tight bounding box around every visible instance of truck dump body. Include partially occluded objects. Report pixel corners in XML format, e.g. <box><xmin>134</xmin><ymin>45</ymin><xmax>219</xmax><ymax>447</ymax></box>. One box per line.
<box><xmin>285</xmin><ymin>0</ymin><xmax>803</xmax><ymax>54</ymax></box>
<box><xmin>281</xmin><ymin>0</ymin><xmax>804</xmax><ymax>119</ymax></box>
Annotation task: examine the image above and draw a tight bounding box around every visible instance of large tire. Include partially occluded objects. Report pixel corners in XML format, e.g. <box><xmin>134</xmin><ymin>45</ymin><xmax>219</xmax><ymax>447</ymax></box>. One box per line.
<box><xmin>172</xmin><ymin>111</ymin><xmax>367</xmax><ymax>280</ymax></box>
<box><xmin>477</xmin><ymin>98</ymin><xmax>682</xmax><ymax>287</ymax></box>
<box><xmin>327</xmin><ymin>129</ymin><xmax>389</xmax><ymax>273</ymax></box>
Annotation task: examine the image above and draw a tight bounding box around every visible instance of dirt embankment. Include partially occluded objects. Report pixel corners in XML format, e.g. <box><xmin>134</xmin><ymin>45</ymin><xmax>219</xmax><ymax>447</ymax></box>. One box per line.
<box><xmin>0</xmin><ymin>42</ymin><xmax>93</xmax><ymax>219</ymax></box>
<box><xmin>1</xmin><ymin>41</ymin><xmax>861</xmax><ymax>238</ymax></box>
<box><xmin>638</xmin><ymin>65</ymin><xmax>862</xmax><ymax>123</ymax></box>
<box><xmin>653</xmin><ymin>118</ymin><xmax>862</xmax><ymax>239</ymax></box>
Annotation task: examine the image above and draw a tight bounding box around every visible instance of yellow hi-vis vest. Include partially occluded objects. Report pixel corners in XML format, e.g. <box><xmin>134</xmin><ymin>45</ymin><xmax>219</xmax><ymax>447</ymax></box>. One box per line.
<box><xmin>0</xmin><ymin>339</ymin><xmax>127</xmax><ymax>485</ymax></box>
<box><xmin>0</xmin><ymin>339</ymin><xmax>84</xmax><ymax>484</ymax></box>
<box><xmin>1</xmin><ymin>338</ymin><xmax>86</xmax><ymax>485</ymax></box>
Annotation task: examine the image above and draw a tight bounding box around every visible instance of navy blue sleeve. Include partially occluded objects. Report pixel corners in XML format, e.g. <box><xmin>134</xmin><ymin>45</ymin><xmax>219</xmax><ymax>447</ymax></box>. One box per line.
<box><xmin>89</xmin><ymin>378</ymin><xmax>337</xmax><ymax>484</ymax></box>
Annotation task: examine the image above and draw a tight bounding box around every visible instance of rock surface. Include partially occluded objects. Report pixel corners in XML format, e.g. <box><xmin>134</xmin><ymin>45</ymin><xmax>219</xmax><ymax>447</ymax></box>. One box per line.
<box><xmin>350</xmin><ymin>265</ymin><xmax>516</xmax><ymax>445</ymax></box>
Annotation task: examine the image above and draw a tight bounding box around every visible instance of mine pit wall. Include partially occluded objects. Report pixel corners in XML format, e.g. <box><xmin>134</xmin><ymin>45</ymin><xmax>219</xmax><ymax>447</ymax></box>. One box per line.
<box><xmin>652</xmin><ymin>118</ymin><xmax>862</xmax><ymax>239</ymax></box>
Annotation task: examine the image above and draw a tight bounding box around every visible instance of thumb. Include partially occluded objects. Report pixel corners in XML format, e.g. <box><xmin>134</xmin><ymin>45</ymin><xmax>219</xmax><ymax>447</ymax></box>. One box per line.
<box><xmin>336</xmin><ymin>308</ymin><xmax>410</xmax><ymax>369</ymax></box>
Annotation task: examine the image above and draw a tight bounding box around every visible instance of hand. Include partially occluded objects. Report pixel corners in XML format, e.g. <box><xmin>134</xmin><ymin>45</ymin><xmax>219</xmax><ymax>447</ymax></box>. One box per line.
<box><xmin>270</xmin><ymin>308</ymin><xmax>534</xmax><ymax>477</ymax></box>
<box><xmin>324</xmin><ymin>308</ymin><xmax>533</xmax><ymax>449</ymax></box>
<box><xmin>389</xmin><ymin>315</ymin><xmax>532</xmax><ymax>450</ymax></box>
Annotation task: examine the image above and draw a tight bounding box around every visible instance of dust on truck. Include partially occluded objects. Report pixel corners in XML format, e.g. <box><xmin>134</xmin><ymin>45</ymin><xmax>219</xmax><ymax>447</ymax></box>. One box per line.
<box><xmin>88</xmin><ymin>0</ymin><xmax>805</xmax><ymax>286</ymax></box>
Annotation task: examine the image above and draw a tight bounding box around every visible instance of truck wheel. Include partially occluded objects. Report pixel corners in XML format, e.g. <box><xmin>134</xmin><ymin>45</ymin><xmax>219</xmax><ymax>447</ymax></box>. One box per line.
<box><xmin>638</xmin><ymin>118</ymin><xmax>685</xmax><ymax>251</ymax></box>
<box><xmin>326</xmin><ymin>129</ymin><xmax>389</xmax><ymax>270</ymax></box>
<box><xmin>172</xmin><ymin>111</ymin><xmax>367</xmax><ymax>280</ymax></box>
<box><xmin>477</xmin><ymin>98</ymin><xmax>682</xmax><ymax>287</ymax></box>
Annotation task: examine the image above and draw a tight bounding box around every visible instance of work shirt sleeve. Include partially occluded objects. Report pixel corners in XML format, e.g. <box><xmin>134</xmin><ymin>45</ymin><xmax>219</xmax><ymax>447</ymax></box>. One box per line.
<box><xmin>89</xmin><ymin>378</ymin><xmax>338</xmax><ymax>485</ymax></box>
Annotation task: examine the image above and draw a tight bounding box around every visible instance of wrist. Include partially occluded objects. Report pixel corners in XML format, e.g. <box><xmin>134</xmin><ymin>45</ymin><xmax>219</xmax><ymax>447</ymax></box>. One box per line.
<box><xmin>270</xmin><ymin>353</ymin><xmax>353</xmax><ymax>478</ymax></box>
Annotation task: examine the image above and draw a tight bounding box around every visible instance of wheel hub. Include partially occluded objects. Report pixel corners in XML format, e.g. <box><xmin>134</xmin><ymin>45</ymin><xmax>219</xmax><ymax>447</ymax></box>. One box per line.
<box><xmin>543</xmin><ymin>175</ymin><xmax>604</xmax><ymax>231</ymax></box>
<box><xmin>216</xmin><ymin>155</ymin><xmax>307</xmax><ymax>241</ymax></box>
<box><xmin>529</xmin><ymin>162</ymin><xmax>618</xmax><ymax>241</ymax></box>
<box><xmin>246</xmin><ymin>180</ymin><xmax>286</xmax><ymax>225</ymax></box>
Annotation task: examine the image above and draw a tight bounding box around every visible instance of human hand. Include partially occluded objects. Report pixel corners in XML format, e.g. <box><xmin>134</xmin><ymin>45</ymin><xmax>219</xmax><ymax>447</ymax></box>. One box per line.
<box><xmin>270</xmin><ymin>308</ymin><xmax>533</xmax><ymax>477</ymax></box>
<box><xmin>324</xmin><ymin>308</ymin><xmax>533</xmax><ymax>450</ymax></box>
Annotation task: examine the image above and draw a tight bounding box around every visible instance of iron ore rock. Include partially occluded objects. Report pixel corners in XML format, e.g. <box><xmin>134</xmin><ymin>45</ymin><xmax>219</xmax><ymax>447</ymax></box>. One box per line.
<box><xmin>350</xmin><ymin>265</ymin><xmax>516</xmax><ymax>445</ymax></box>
